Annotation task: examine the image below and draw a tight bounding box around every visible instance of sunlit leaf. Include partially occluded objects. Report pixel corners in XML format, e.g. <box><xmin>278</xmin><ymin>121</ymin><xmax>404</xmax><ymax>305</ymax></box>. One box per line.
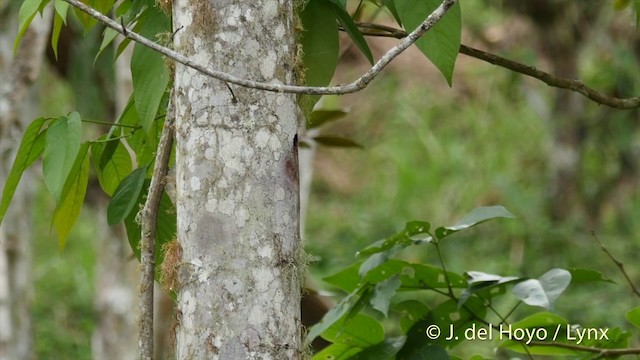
<box><xmin>436</xmin><ymin>205</ymin><xmax>515</xmax><ymax>240</ymax></box>
<box><xmin>322</xmin><ymin>313</ymin><xmax>384</xmax><ymax>347</ymax></box>
<box><xmin>0</xmin><ymin>118</ymin><xmax>50</xmax><ymax>225</ymax></box>
<box><xmin>626</xmin><ymin>307</ymin><xmax>640</xmax><ymax>328</ymax></box>
<box><xmin>43</xmin><ymin>113</ymin><xmax>82</xmax><ymax>202</ymax></box>
<box><xmin>512</xmin><ymin>269</ymin><xmax>571</xmax><ymax>310</ymax></box>
<box><xmin>14</xmin><ymin>0</ymin><xmax>49</xmax><ymax>53</ymax></box>
<box><xmin>91</xmin><ymin>139</ymin><xmax>133</xmax><ymax>196</ymax></box>
<box><xmin>53</xmin><ymin>142</ymin><xmax>90</xmax><ymax>250</ymax></box>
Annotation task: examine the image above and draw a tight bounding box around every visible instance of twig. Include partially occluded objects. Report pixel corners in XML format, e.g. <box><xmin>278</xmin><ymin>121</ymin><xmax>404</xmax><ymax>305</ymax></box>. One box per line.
<box><xmin>138</xmin><ymin>92</ymin><xmax>175</xmax><ymax>360</ymax></box>
<box><xmin>528</xmin><ymin>341</ymin><xmax>640</xmax><ymax>357</ymax></box>
<box><xmin>62</xmin><ymin>0</ymin><xmax>456</xmax><ymax>95</ymax></box>
<box><xmin>353</xmin><ymin>23</ymin><xmax>640</xmax><ymax>110</ymax></box>
<box><xmin>591</xmin><ymin>231</ymin><xmax>640</xmax><ymax>299</ymax></box>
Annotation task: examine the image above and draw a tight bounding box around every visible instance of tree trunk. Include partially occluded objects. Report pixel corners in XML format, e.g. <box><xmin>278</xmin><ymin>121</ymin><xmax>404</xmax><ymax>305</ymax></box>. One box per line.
<box><xmin>172</xmin><ymin>1</ymin><xmax>302</xmax><ymax>358</ymax></box>
<box><xmin>0</xmin><ymin>4</ymin><xmax>52</xmax><ymax>359</ymax></box>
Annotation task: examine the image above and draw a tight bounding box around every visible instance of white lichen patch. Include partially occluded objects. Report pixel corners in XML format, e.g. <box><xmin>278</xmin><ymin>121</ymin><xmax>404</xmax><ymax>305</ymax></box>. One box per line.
<box><xmin>218</xmin><ymin>198</ymin><xmax>235</xmax><ymax>216</ymax></box>
<box><xmin>262</xmin><ymin>0</ymin><xmax>278</xmax><ymax>19</ymax></box>
<box><xmin>253</xmin><ymin>267</ymin><xmax>275</xmax><ymax>293</ymax></box>
<box><xmin>205</xmin><ymin>197</ymin><xmax>218</xmax><ymax>213</ymax></box>
<box><xmin>275</xmin><ymin>23</ymin><xmax>285</xmax><ymax>39</ymax></box>
<box><xmin>226</xmin><ymin>5</ymin><xmax>242</xmax><ymax>27</ymax></box>
<box><xmin>257</xmin><ymin>244</ymin><xmax>273</xmax><ymax>259</ymax></box>
<box><xmin>255</xmin><ymin>129</ymin><xmax>271</xmax><ymax>149</ymax></box>
<box><xmin>275</xmin><ymin>187</ymin><xmax>285</xmax><ymax>201</ymax></box>
<box><xmin>190</xmin><ymin>176</ymin><xmax>201</xmax><ymax>191</ymax></box>
<box><xmin>259</xmin><ymin>50</ymin><xmax>277</xmax><ymax>80</ymax></box>
<box><xmin>182</xmin><ymin>290</ymin><xmax>196</xmax><ymax>316</ymax></box>
<box><xmin>244</xmin><ymin>8</ymin><xmax>254</xmax><ymax>22</ymax></box>
<box><xmin>235</xmin><ymin>206</ymin><xmax>248</xmax><ymax>228</ymax></box>
<box><xmin>248</xmin><ymin>305</ymin><xmax>267</xmax><ymax>326</ymax></box>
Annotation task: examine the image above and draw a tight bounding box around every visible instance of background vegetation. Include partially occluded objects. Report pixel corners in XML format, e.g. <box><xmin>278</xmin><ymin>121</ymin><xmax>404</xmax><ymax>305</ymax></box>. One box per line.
<box><xmin>21</xmin><ymin>0</ymin><xmax>639</xmax><ymax>357</ymax></box>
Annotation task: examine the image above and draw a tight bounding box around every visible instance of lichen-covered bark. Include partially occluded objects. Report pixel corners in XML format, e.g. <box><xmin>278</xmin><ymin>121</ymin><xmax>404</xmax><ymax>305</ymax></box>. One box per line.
<box><xmin>0</xmin><ymin>5</ymin><xmax>51</xmax><ymax>359</ymax></box>
<box><xmin>172</xmin><ymin>1</ymin><xmax>302</xmax><ymax>358</ymax></box>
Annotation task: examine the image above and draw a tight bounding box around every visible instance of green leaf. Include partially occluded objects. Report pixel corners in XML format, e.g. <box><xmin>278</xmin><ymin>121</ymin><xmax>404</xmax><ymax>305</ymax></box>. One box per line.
<box><xmin>14</xmin><ymin>0</ymin><xmax>48</xmax><ymax>53</ymax></box>
<box><xmin>311</xmin><ymin>343</ymin><xmax>362</xmax><ymax>360</ymax></box>
<box><xmin>328</xmin><ymin>1</ymin><xmax>374</xmax><ymax>65</ymax></box>
<box><xmin>107</xmin><ymin>167</ymin><xmax>147</xmax><ymax>225</ymax></box>
<box><xmin>398</xmin><ymin>344</ymin><xmax>449</xmax><ymax>360</ymax></box>
<box><xmin>370</xmin><ymin>275</ymin><xmax>401</xmax><ymax>316</ymax></box>
<box><xmin>53</xmin><ymin>142</ymin><xmax>90</xmax><ymax>250</ymax></box>
<box><xmin>74</xmin><ymin>0</ymin><xmax>115</xmax><ymax>30</ymax></box>
<box><xmin>43</xmin><ymin>113</ymin><xmax>82</xmax><ymax>202</ymax></box>
<box><xmin>512</xmin><ymin>269</ymin><xmax>571</xmax><ymax>311</ymax></box>
<box><xmin>307</xmin><ymin>286</ymin><xmax>372</xmax><ymax>343</ymax></box>
<box><xmin>626</xmin><ymin>307</ymin><xmax>640</xmax><ymax>328</ymax></box>
<box><xmin>396</xmin><ymin>0</ymin><xmax>461</xmax><ymax>85</ymax></box>
<box><xmin>350</xmin><ymin>337</ymin><xmax>406</xmax><ymax>360</ymax></box>
<box><xmin>124</xmin><ymin>184</ymin><xmax>176</xmax><ymax>277</ymax></box>
<box><xmin>0</xmin><ymin>118</ymin><xmax>49</xmax><ymax>225</ymax></box>
<box><xmin>568</xmin><ymin>268</ymin><xmax>615</xmax><ymax>284</ymax></box>
<box><xmin>394</xmin><ymin>300</ymin><xmax>430</xmax><ymax>333</ymax></box>
<box><xmin>51</xmin><ymin>0</ymin><xmax>69</xmax><ymax>60</ymax></box>
<box><xmin>299</xmin><ymin>0</ymin><xmax>340</xmax><ymax>117</ymax></box>
<box><xmin>131</xmin><ymin>7</ymin><xmax>170</xmax><ymax>132</ymax></box>
<box><xmin>382</xmin><ymin>0</ymin><xmax>402</xmax><ymax>25</ymax></box>
<box><xmin>459</xmin><ymin>271</ymin><xmax>521</xmax><ymax>308</ymax></box>
<box><xmin>500</xmin><ymin>313</ymin><xmax>575</xmax><ymax>356</ymax></box>
<box><xmin>91</xmin><ymin>139</ymin><xmax>133</xmax><ymax>196</ymax></box>
<box><xmin>322</xmin><ymin>313</ymin><xmax>385</xmax><ymax>347</ymax></box>
<box><xmin>399</xmin><ymin>263</ymin><xmax>466</xmax><ymax>289</ymax></box>
<box><xmin>314</xmin><ymin>135</ymin><xmax>364</xmax><ymax>148</ymax></box>
<box><xmin>357</xmin><ymin>221</ymin><xmax>431</xmax><ymax>259</ymax></box>
<box><xmin>324</xmin><ymin>262</ymin><xmax>362</xmax><ymax>292</ymax></box>
<box><xmin>308</xmin><ymin>109</ymin><xmax>348</xmax><ymax>129</ymax></box>
<box><xmin>96</xmin><ymin>27</ymin><xmax>120</xmax><ymax>63</ymax></box>
<box><xmin>132</xmin><ymin>44</ymin><xmax>169</xmax><ymax>132</ymax></box>
<box><xmin>510</xmin><ymin>312</ymin><xmax>568</xmax><ymax>329</ymax></box>
<box><xmin>436</xmin><ymin>206</ymin><xmax>515</xmax><ymax>240</ymax></box>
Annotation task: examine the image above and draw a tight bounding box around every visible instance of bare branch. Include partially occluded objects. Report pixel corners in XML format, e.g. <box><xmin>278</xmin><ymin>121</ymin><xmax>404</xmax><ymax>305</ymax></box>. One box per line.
<box><xmin>62</xmin><ymin>0</ymin><xmax>456</xmax><ymax>95</ymax></box>
<box><xmin>139</xmin><ymin>93</ymin><xmax>175</xmax><ymax>360</ymax></box>
<box><xmin>592</xmin><ymin>231</ymin><xmax>640</xmax><ymax>300</ymax></box>
<box><xmin>528</xmin><ymin>341</ymin><xmax>640</xmax><ymax>357</ymax></box>
<box><xmin>354</xmin><ymin>23</ymin><xmax>640</xmax><ymax>110</ymax></box>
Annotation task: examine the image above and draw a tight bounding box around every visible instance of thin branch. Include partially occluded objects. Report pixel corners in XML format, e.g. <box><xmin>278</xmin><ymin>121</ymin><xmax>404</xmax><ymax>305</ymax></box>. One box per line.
<box><xmin>139</xmin><ymin>92</ymin><xmax>175</xmax><ymax>360</ymax></box>
<box><xmin>591</xmin><ymin>231</ymin><xmax>640</xmax><ymax>299</ymax></box>
<box><xmin>528</xmin><ymin>341</ymin><xmax>640</xmax><ymax>357</ymax></box>
<box><xmin>353</xmin><ymin>23</ymin><xmax>640</xmax><ymax>110</ymax></box>
<box><xmin>62</xmin><ymin>0</ymin><xmax>456</xmax><ymax>95</ymax></box>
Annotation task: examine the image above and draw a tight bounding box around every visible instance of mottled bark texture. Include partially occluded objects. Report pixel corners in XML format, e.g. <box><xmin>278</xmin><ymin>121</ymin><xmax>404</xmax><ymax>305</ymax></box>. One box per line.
<box><xmin>0</xmin><ymin>4</ymin><xmax>51</xmax><ymax>360</ymax></box>
<box><xmin>172</xmin><ymin>1</ymin><xmax>302</xmax><ymax>358</ymax></box>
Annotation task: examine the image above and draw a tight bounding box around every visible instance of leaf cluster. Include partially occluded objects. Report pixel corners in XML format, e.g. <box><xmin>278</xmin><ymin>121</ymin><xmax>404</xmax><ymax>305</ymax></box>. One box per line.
<box><xmin>307</xmin><ymin>207</ymin><xmax>640</xmax><ymax>359</ymax></box>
